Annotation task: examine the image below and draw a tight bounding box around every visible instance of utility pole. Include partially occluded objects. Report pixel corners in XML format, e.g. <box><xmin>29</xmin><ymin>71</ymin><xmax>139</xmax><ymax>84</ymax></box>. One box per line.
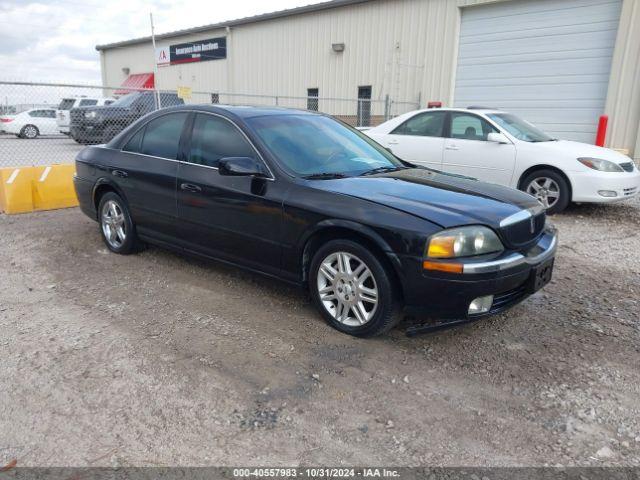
<box><xmin>150</xmin><ymin>12</ymin><xmax>162</xmax><ymax>109</ymax></box>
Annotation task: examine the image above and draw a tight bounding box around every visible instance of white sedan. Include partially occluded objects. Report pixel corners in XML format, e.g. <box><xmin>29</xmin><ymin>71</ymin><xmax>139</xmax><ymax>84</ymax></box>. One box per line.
<box><xmin>2</xmin><ymin>108</ymin><xmax>58</xmax><ymax>139</ymax></box>
<box><xmin>365</xmin><ymin>108</ymin><xmax>640</xmax><ymax>213</ymax></box>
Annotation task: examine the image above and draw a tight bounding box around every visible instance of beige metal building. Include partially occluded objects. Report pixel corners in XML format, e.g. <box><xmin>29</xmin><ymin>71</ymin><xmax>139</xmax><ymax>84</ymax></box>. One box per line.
<box><xmin>97</xmin><ymin>0</ymin><xmax>640</xmax><ymax>159</ymax></box>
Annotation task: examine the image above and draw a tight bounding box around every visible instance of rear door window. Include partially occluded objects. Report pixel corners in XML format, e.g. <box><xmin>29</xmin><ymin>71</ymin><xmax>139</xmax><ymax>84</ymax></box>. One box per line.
<box><xmin>58</xmin><ymin>99</ymin><xmax>75</xmax><ymax>110</ymax></box>
<box><xmin>123</xmin><ymin>127</ymin><xmax>145</xmax><ymax>153</ymax></box>
<box><xmin>391</xmin><ymin>111</ymin><xmax>446</xmax><ymax>137</ymax></box>
<box><xmin>187</xmin><ymin>113</ymin><xmax>256</xmax><ymax>168</ymax></box>
<box><xmin>139</xmin><ymin>113</ymin><xmax>189</xmax><ymax>159</ymax></box>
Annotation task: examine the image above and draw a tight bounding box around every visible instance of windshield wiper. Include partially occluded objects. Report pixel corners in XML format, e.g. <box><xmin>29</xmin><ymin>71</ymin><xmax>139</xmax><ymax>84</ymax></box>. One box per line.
<box><xmin>359</xmin><ymin>166</ymin><xmax>406</xmax><ymax>176</ymax></box>
<box><xmin>303</xmin><ymin>172</ymin><xmax>348</xmax><ymax>180</ymax></box>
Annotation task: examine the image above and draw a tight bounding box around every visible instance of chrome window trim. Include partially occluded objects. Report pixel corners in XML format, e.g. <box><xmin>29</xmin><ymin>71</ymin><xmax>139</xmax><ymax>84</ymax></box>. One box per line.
<box><xmin>114</xmin><ymin>109</ymin><xmax>276</xmax><ymax>181</ymax></box>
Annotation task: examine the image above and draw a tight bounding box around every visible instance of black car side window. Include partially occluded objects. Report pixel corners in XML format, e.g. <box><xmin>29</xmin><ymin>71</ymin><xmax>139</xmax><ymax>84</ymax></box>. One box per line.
<box><xmin>187</xmin><ymin>114</ymin><xmax>256</xmax><ymax>168</ymax></box>
<box><xmin>123</xmin><ymin>127</ymin><xmax>145</xmax><ymax>153</ymax></box>
<box><xmin>391</xmin><ymin>111</ymin><xmax>446</xmax><ymax>137</ymax></box>
<box><xmin>139</xmin><ymin>113</ymin><xmax>189</xmax><ymax>159</ymax></box>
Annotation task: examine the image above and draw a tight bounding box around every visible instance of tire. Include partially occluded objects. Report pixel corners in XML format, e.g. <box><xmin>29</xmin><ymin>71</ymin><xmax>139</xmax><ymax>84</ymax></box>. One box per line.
<box><xmin>520</xmin><ymin>169</ymin><xmax>570</xmax><ymax>215</ymax></box>
<box><xmin>102</xmin><ymin>125</ymin><xmax>120</xmax><ymax>144</ymax></box>
<box><xmin>97</xmin><ymin>192</ymin><xmax>142</xmax><ymax>254</ymax></box>
<box><xmin>20</xmin><ymin>124</ymin><xmax>39</xmax><ymax>139</ymax></box>
<box><xmin>309</xmin><ymin>239</ymin><xmax>402</xmax><ymax>337</ymax></box>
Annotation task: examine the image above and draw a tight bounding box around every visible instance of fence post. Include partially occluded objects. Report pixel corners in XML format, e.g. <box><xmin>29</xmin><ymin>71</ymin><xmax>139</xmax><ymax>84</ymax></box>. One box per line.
<box><xmin>275</xmin><ymin>96</ymin><xmax>279</xmax><ymax>106</ymax></box>
<box><xmin>384</xmin><ymin>95</ymin><xmax>390</xmax><ymax>121</ymax></box>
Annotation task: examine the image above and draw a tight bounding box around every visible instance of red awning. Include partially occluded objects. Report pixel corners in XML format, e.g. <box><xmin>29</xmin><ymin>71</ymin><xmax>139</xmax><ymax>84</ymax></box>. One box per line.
<box><xmin>114</xmin><ymin>73</ymin><xmax>155</xmax><ymax>95</ymax></box>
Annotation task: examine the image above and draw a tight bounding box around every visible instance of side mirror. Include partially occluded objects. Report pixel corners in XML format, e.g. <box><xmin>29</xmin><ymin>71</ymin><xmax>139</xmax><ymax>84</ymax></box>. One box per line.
<box><xmin>219</xmin><ymin>157</ymin><xmax>268</xmax><ymax>177</ymax></box>
<box><xmin>487</xmin><ymin>132</ymin><xmax>509</xmax><ymax>144</ymax></box>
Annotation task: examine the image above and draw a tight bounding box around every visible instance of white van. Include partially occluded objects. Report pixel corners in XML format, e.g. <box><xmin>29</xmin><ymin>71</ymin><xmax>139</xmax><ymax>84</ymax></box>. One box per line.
<box><xmin>57</xmin><ymin>97</ymin><xmax>114</xmax><ymax>134</ymax></box>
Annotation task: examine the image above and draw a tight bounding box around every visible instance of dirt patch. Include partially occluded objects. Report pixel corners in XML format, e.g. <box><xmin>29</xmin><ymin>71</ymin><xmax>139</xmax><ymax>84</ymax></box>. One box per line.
<box><xmin>1</xmin><ymin>198</ymin><xmax>639</xmax><ymax>466</ymax></box>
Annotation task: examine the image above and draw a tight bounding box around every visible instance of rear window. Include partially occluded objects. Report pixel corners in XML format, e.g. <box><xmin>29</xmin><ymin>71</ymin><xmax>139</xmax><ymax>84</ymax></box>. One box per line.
<box><xmin>79</xmin><ymin>99</ymin><xmax>98</xmax><ymax>107</ymax></box>
<box><xmin>139</xmin><ymin>112</ymin><xmax>189</xmax><ymax>159</ymax></box>
<box><xmin>58</xmin><ymin>99</ymin><xmax>75</xmax><ymax>110</ymax></box>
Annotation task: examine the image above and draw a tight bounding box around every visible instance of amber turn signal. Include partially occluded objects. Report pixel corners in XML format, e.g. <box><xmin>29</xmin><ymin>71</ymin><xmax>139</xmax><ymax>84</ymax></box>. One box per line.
<box><xmin>427</xmin><ymin>236</ymin><xmax>456</xmax><ymax>258</ymax></box>
<box><xmin>422</xmin><ymin>260</ymin><xmax>463</xmax><ymax>274</ymax></box>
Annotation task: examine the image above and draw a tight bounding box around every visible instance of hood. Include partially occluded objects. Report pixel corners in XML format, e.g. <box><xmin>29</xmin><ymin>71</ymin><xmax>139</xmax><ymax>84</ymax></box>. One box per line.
<box><xmin>525</xmin><ymin>140</ymin><xmax>631</xmax><ymax>164</ymax></box>
<box><xmin>309</xmin><ymin>168</ymin><xmax>540</xmax><ymax>228</ymax></box>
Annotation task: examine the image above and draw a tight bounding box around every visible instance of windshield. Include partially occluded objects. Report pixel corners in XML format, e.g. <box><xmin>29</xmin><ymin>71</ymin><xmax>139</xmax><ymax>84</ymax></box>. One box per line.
<box><xmin>487</xmin><ymin>113</ymin><xmax>555</xmax><ymax>142</ymax></box>
<box><xmin>246</xmin><ymin>114</ymin><xmax>403</xmax><ymax>177</ymax></box>
<box><xmin>111</xmin><ymin>92</ymin><xmax>142</xmax><ymax>108</ymax></box>
<box><xmin>58</xmin><ymin>99</ymin><xmax>75</xmax><ymax>110</ymax></box>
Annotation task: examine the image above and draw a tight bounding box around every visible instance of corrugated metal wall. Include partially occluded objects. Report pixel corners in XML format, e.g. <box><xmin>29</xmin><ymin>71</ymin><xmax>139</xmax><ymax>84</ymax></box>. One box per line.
<box><xmin>605</xmin><ymin>0</ymin><xmax>640</xmax><ymax>160</ymax></box>
<box><xmin>101</xmin><ymin>0</ymin><xmax>460</xmax><ymax>114</ymax></box>
<box><xmin>100</xmin><ymin>0</ymin><xmax>640</xmax><ymax>156</ymax></box>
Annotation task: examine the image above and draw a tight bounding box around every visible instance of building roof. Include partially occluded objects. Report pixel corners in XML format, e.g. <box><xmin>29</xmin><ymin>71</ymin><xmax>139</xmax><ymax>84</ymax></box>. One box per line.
<box><xmin>95</xmin><ymin>0</ymin><xmax>373</xmax><ymax>51</ymax></box>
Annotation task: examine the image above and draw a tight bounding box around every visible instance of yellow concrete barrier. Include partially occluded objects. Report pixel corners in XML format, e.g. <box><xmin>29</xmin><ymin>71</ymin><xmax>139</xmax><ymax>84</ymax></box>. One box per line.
<box><xmin>0</xmin><ymin>164</ymin><xmax>78</xmax><ymax>215</ymax></box>
<box><xmin>32</xmin><ymin>164</ymin><xmax>79</xmax><ymax>211</ymax></box>
<box><xmin>0</xmin><ymin>167</ymin><xmax>37</xmax><ymax>214</ymax></box>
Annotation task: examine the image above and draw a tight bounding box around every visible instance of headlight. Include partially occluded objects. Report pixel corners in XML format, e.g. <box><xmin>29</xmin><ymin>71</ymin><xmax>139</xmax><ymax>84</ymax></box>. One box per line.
<box><xmin>426</xmin><ymin>226</ymin><xmax>504</xmax><ymax>259</ymax></box>
<box><xmin>577</xmin><ymin>157</ymin><xmax>624</xmax><ymax>172</ymax></box>
<box><xmin>84</xmin><ymin>111</ymin><xmax>97</xmax><ymax>119</ymax></box>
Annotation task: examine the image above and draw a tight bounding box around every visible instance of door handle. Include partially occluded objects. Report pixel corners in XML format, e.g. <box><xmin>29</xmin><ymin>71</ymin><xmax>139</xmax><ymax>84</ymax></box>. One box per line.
<box><xmin>111</xmin><ymin>169</ymin><xmax>128</xmax><ymax>178</ymax></box>
<box><xmin>445</xmin><ymin>145</ymin><xmax>459</xmax><ymax>151</ymax></box>
<box><xmin>180</xmin><ymin>183</ymin><xmax>202</xmax><ymax>193</ymax></box>
<box><xmin>387</xmin><ymin>139</ymin><xmax>399</xmax><ymax>145</ymax></box>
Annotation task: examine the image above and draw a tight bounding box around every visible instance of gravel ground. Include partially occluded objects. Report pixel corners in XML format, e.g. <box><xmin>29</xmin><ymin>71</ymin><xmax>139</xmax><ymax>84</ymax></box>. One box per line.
<box><xmin>0</xmin><ymin>198</ymin><xmax>639</xmax><ymax>467</ymax></box>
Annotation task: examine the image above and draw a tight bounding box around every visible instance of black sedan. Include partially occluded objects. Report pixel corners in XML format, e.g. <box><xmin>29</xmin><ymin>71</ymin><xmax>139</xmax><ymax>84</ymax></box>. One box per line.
<box><xmin>73</xmin><ymin>105</ymin><xmax>557</xmax><ymax>337</ymax></box>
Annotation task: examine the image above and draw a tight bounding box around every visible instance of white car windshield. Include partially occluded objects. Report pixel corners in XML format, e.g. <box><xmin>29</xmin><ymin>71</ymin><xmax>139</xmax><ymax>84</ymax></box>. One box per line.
<box><xmin>487</xmin><ymin>113</ymin><xmax>555</xmax><ymax>142</ymax></box>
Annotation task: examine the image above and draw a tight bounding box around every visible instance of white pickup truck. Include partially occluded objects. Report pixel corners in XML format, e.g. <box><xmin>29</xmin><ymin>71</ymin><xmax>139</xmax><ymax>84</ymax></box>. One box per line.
<box><xmin>57</xmin><ymin>97</ymin><xmax>114</xmax><ymax>134</ymax></box>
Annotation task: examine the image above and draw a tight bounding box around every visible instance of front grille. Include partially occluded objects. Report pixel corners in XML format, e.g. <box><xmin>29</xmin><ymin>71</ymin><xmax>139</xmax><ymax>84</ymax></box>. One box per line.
<box><xmin>500</xmin><ymin>212</ymin><xmax>545</xmax><ymax>250</ymax></box>
<box><xmin>620</xmin><ymin>162</ymin><xmax>635</xmax><ymax>172</ymax></box>
<box><xmin>623</xmin><ymin>186</ymin><xmax>638</xmax><ymax>197</ymax></box>
<box><xmin>490</xmin><ymin>282</ymin><xmax>529</xmax><ymax>312</ymax></box>
<box><xmin>70</xmin><ymin>110</ymin><xmax>84</xmax><ymax>125</ymax></box>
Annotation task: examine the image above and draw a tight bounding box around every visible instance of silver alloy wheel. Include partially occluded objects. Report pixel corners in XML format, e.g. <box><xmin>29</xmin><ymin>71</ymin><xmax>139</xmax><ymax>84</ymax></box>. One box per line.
<box><xmin>101</xmin><ymin>200</ymin><xmax>126</xmax><ymax>249</ymax></box>
<box><xmin>23</xmin><ymin>125</ymin><xmax>38</xmax><ymax>139</ymax></box>
<box><xmin>316</xmin><ymin>251</ymin><xmax>378</xmax><ymax>327</ymax></box>
<box><xmin>526</xmin><ymin>177</ymin><xmax>560</xmax><ymax>209</ymax></box>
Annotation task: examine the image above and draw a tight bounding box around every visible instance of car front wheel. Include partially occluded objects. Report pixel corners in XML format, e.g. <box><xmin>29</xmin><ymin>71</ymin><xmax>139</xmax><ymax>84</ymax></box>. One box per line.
<box><xmin>521</xmin><ymin>169</ymin><xmax>570</xmax><ymax>214</ymax></box>
<box><xmin>309</xmin><ymin>239</ymin><xmax>401</xmax><ymax>337</ymax></box>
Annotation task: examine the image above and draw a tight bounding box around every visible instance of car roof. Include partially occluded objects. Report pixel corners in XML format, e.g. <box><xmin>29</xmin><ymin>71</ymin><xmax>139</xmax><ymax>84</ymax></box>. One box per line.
<box><xmin>416</xmin><ymin>107</ymin><xmax>507</xmax><ymax>115</ymax></box>
<box><xmin>161</xmin><ymin>104</ymin><xmax>321</xmax><ymax>119</ymax></box>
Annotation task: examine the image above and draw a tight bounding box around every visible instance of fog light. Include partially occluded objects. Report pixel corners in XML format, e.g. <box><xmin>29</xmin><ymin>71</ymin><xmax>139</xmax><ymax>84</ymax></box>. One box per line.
<box><xmin>468</xmin><ymin>295</ymin><xmax>493</xmax><ymax>315</ymax></box>
<box><xmin>598</xmin><ymin>190</ymin><xmax>617</xmax><ymax>198</ymax></box>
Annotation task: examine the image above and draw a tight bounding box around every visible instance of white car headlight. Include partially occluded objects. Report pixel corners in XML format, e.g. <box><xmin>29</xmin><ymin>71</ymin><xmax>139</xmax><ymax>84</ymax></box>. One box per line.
<box><xmin>426</xmin><ymin>226</ymin><xmax>504</xmax><ymax>259</ymax></box>
<box><xmin>84</xmin><ymin>111</ymin><xmax>97</xmax><ymax>119</ymax></box>
<box><xmin>577</xmin><ymin>157</ymin><xmax>624</xmax><ymax>172</ymax></box>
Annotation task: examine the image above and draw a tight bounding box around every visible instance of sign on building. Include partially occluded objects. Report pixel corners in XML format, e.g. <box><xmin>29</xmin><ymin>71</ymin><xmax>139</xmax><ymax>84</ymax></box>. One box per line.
<box><xmin>156</xmin><ymin>46</ymin><xmax>170</xmax><ymax>66</ymax></box>
<box><xmin>168</xmin><ymin>37</ymin><xmax>227</xmax><ymax>65</ymax></box>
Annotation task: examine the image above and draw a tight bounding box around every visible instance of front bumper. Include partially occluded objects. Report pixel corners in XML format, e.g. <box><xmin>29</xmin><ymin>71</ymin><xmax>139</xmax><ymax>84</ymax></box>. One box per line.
<box><xmin>568</xmin><ymin>169</ymin><xmax>640</xmax><ymax>203</ymax></box>
<box><xmin>401</xmin><ymin>226</ymin><xmax>557</xmax><ymax>324</ymax></box>
<box><xmin>70</xmin><ymin>123</ymin><xmax>105</xmax><ymax>142</ymax></box>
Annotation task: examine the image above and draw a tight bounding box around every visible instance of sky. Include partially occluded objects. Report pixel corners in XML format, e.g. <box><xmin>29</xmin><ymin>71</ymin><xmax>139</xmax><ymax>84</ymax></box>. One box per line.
<box><xmin>0</xmin><ymin>0</ymin><xmax>319</xmax><ymax>85</ymax></box>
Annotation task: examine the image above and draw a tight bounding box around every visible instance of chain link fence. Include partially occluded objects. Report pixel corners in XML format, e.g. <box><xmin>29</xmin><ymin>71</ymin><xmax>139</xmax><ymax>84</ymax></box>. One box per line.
<box><xmin>0</xmin><ymin>81</ymin><xmax>420</xmax><ymax>168</ymax></box>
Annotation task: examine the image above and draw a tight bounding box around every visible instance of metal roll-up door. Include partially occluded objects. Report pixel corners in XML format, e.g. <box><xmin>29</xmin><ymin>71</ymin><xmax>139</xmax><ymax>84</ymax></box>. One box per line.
<box><xmin>453</xmin><ymin>0</ymin><xmax>622</xmax><ymax>143</ymax></box>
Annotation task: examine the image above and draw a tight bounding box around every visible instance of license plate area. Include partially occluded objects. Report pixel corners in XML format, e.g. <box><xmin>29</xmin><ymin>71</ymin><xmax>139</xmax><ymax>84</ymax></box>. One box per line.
<box><xmin>528</xmin><ymin>258</ymin><xmax>554</xmax><ymax>293</ymax></box>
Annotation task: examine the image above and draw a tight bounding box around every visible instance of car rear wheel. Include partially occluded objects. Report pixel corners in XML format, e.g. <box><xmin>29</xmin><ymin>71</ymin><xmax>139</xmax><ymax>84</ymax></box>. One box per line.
<box><xmin>521</xmin><ymin>169</ymin><xmax>570</xmax><ymax>214</ymax></box>
<box><xmin>98</xmin><ymin>192</ymin><xmax>142</xmax><ymax>254</ymax></box>
<box><xmin>309</xmin><ymin>239</ymin><xmax>402</xmax><ymax>337</ymax></box>
<box><xmin>20</xmin><ymin>125</ymin><xmax>39</xmax><ymax>139</ymax></box>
